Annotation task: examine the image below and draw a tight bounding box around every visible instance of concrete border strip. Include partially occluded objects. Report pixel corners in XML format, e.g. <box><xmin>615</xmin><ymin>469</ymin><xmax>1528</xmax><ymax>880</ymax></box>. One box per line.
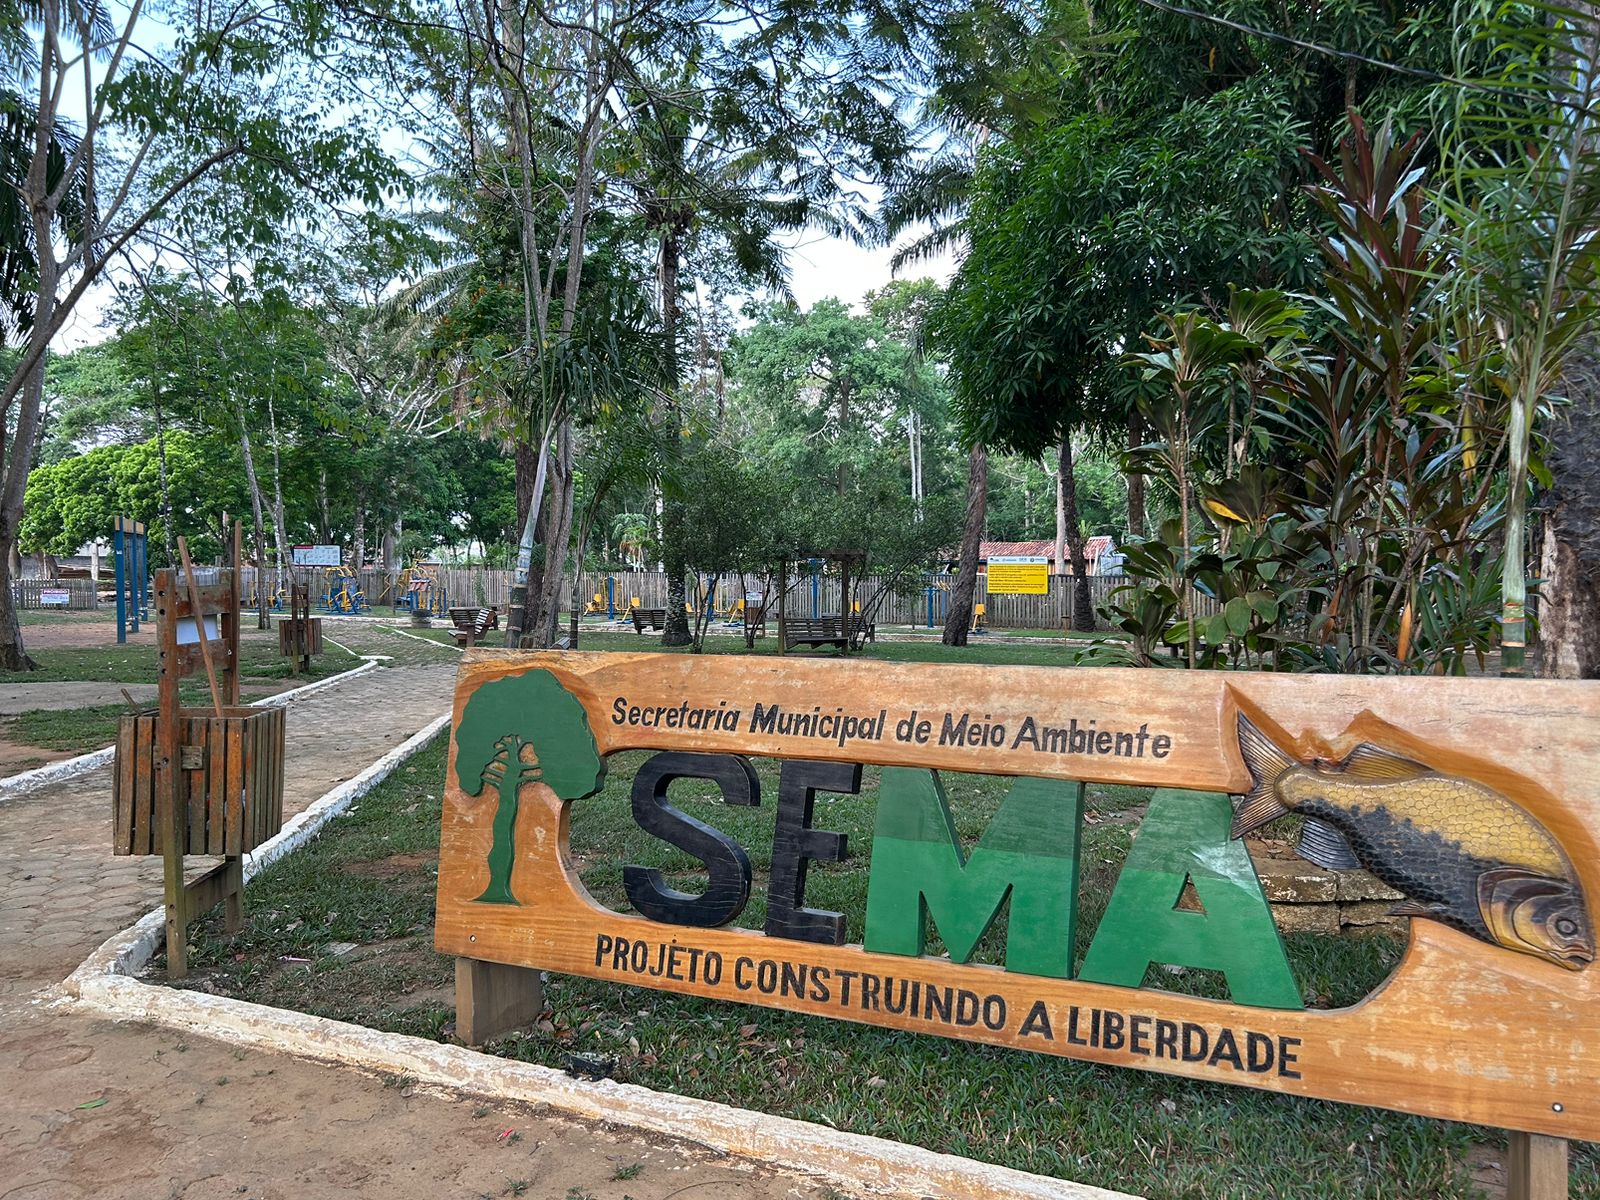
<box><xmin>0</xmin><ymin>658</ymin><xmax>381</xmax><ymax>802</ymax></box>
<box><xmin>391</xmin><ymin>626</ymin><xmax>463</xmax><ymax>652</ymax></box>
<box><xmin>61</xmin><ymin>715</ymin><xmax>1141</xmax><ymax>1200</ymax></box>
<box><xmin>251</xmin><ymin>657</ymin><xmax>382</xmax><ymax>708</ymax></box>
<box><xmin>71</xmin><ymin>975</ymin><xmax>1137</xmax><ymax>1200</ymax></box>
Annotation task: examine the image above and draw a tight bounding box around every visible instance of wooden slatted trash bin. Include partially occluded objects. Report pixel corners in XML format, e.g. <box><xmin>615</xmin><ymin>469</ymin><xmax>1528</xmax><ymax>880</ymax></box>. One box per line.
<box><xmin>112</xmin><ymin>705</ymin><xmax>285</xmax><ymax>857</ymax></box>
<box><xmin>111</xmin><ymin>538</ymin><xmax>286</xmax><ymax>978</ymax></box>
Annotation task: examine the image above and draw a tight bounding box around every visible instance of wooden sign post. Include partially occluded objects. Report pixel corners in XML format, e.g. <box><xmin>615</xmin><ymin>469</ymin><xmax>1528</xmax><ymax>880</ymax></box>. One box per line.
<box><xmin>437</xmin><ymin>652</ymin><xmax>1600</xmax><ymax>1193</ymax></box>
<box><xmin>112</xmin><ymin>529</ymin><xmax>286</xmax><ymax>978</ymax></box>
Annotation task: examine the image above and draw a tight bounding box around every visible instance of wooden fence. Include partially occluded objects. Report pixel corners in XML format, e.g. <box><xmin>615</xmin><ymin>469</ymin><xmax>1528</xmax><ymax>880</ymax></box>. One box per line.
<box><xmin>240</xmin><ymin>566</ymin><xmax>1219</xmax><ymax>632</ymax></box>
<box><xmin>11</xmin><ymin>577</ymin><xmax>101</xmax><ymax>610</ymax></box>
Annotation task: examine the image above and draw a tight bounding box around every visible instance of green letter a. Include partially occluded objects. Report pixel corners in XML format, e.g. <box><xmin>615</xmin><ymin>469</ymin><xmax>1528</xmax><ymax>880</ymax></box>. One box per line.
<box><xmin>864</xmin><ymin>769</ymin><xmax>1083</xmax><ymax>979</ymax></box>
<box><xmin>1077</xmin><ymin>789</ymin><xmax>1302</xmax><ymax>1009</ymax></box>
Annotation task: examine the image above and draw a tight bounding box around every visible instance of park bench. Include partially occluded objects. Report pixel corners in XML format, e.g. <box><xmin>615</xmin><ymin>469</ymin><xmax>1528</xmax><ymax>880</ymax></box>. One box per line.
<box><xmin>632</xmin><ymin>607</ymin><xmax>667</xmax><ymax>633</ymax></box>
<box><xmin>780</xmin><ymin>615</ymin><xmax>875</xmax><ymax>651</ymax></box>
<box><xmin>449</xmin><ymin>605</ymin><xmax>499</xmax><ymax>647</ymax></box>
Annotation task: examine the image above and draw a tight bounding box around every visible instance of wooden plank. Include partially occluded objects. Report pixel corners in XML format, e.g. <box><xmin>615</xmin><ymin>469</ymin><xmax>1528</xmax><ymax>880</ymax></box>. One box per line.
<box><xmin>223</xmin><ymin>855</ymin><xmax>244</xmax><ymax>933</ymax></box>
<box><xmin>436</xmin><ymin>650</ymin><xmax>1600</xmax><ymax>1143</ymax></box>
<box><xmin>167</xmin><ymin>581</ymin><xmax>235</xmax><ymax>618</ymax></box>
<box><xmin>132</xmin><ymin>712</ymin><xmax>153</xmax><ymax>855</ymax></box>
<box><xmin>175</xmin><ymin>642</ymin><xmax>232</xmax><ymax>680</ymax></box>
<box><xmin>225</xmin><ymin>717</ymin><xmax>244</xmax><ymax>854</ymax></box>
<box><xmin>207</xmin><ymin>716</ymin><xmax>225</xmax><ymax>855</ymax></box>
<box><xmin>238</xmin><ymin>713</ymin><xmax>256</xmax><ymax>853</ymax></box>
<box><xmin>155</xmin><ymin>571</ymin><xmax>188</xmax><ymax>979</ymax></box>
<box><xmin>183</xmin><ymin>859</ymin><xmax>235</xmax><ymax>917</ymax></box>
<box><xmin>1507</xmin><ymin>1132</ymin><xmax>1568</xmax><ymax>1200</ymax></box>
<box><xmin>112</xmin><ymin>716</ymin><xmax>134</xmax><ymax>855</ymax></box>
<box><xmin>455</xmin><ymin>957</ymin><xmax>543</xmax><ymax>1046</ymax></box>
<box><xmin>272</xmin><ymin>706</ymin><xmax>285</xmax><ymax>837</ymax></box>
<box><xmin>185</xmin><ymin>716</ymin><xmax>206</xmax><ymax>854</ymax></box>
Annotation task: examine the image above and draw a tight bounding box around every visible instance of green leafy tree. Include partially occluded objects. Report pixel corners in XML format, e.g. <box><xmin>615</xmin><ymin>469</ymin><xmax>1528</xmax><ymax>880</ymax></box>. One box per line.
<box><xmin>0</xmin><ymin>0</ymin><xmax>402</xmax><ymax>668</ymax></box>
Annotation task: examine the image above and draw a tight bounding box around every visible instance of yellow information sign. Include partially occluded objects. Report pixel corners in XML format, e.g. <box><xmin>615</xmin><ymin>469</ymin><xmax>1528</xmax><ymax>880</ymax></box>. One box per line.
<box><xmin>986</xmin><ymin>555</ymin><xmax>1049</xmax><ymax>594</ymax></box>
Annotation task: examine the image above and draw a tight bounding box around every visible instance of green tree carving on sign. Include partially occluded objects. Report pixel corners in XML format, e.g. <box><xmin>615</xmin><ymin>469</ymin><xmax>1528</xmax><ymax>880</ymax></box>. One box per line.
<box><xmin>454</xmin><ymin>670</ymin><xmax>605</xmax><ymax>905</ymax></box>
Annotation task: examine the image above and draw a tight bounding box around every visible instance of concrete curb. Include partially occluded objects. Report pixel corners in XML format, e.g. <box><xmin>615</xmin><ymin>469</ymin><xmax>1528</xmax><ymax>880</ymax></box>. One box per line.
<box><xmin>0</xmin><ymin>659</ymin><xmax>382</xmax><ymax>803</ymax></box>
<box><xmin>71</xmin><ymin>975</ymin><xmax>1137</xmax><ymax>1200</ymax></box>
<box><xmin>62</xmin><ymin>709</ymin><xmax>452</xmax><ymax>994</ymax></box>
<box><xmin>390</xmin><ymin>626</ymin><xmax>462</xmax><ymax>652</ymax></box>
<box><xmin>0</xmin><ymin>744</ymin><xmax>116</xmax><ymax>799</ymax></box>
<box><xmin>60</xmin><ymin>715</ymin><xmax>1140</xmax><ymax>1200</ymax></box>
<box><xmin>250</xmin><ymin>657</ymin><xmax>382</xmax><ymax>708</ymax></box>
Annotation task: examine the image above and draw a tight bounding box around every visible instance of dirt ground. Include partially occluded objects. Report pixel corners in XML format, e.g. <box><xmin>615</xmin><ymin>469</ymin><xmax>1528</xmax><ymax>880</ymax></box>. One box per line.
<box><xmin>0</xmin><ymin>1004</ymin><xmax>822</xmax><ymax>1200</ymax></box>
<box><xmin>0</xmin><ymin>659</ymin><xmax>831</xmax><ymax>1200</ymax></box>
<box><xmin>16</xmin><ymin>609</ymin><xmax>157</xmax><ymax>650</ymax></box>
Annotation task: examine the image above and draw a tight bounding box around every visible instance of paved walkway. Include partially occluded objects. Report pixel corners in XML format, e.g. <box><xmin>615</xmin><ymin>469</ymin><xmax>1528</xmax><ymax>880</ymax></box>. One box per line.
<box><xmin>0</xmin><ymin>661</ymin><xmax>815</xmax><ymax>1200</ymax></box>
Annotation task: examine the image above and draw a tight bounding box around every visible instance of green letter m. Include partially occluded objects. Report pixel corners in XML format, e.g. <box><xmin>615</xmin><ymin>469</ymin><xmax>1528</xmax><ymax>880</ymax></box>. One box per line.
<box><xmin>864</xmin><ymin>769</ymin><xmax>1083</xmax><ymax>979</ymax></box>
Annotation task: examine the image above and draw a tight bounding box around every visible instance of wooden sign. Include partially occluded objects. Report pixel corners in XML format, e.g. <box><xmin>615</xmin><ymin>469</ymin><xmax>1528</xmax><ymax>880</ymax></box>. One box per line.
<box><xmin>436</xmin><ymin>651</ymin><xmax>1600</xmax><ymax>1142</ymax></box>
<box><xmin>984</xmin><ymin>554</ymin><xmax>1049</xmax><ymax>594</ymax></box>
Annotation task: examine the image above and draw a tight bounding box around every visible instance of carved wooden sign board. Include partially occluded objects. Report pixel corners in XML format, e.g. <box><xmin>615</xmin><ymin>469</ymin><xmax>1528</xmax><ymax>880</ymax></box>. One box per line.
<box><xmin>436</xmin><ymin>651</ymin><xmax>1600</xmax><ymax>1140</ymax></box>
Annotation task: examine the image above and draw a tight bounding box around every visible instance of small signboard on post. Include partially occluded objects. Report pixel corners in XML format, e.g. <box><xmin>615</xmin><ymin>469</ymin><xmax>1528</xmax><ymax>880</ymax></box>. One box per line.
<box><xmin>291</xmin><ymin>544</ymin><xmax>342</xmax><ymax>567</ymax></box>
<box><xmin>985</xmin><ymin>555</ymin><xmax>1049</xmax><ymax>594</ymax></box>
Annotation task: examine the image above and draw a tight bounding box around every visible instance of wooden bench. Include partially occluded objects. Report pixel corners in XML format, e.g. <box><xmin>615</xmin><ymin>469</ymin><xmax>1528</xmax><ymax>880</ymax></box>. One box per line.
<box><xmin>781</xmin><ymin>616</ymin><xmax>875</xmax><ymax>651</ymax></box>
<box><xmin>632</xmin><ymin>607</ymin><xmax>666</xmax><ymax>633</ymax></box>
<box><xmin>450</xmin><ymin>606</ymin><xmax>499</xmax><ymax>647</ymax></box>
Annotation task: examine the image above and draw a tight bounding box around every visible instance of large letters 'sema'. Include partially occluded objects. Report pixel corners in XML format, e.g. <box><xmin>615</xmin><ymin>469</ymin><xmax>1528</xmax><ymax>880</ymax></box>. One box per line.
<box><xmin>863</xmin><ymin>769</ymin><xmax>1085</xmax><ymax>979</ymax></box>
<box><xmin>1077</xmin><ymin>788</ymin><xmax>1302</xmax><ymax>1009</ymax></box>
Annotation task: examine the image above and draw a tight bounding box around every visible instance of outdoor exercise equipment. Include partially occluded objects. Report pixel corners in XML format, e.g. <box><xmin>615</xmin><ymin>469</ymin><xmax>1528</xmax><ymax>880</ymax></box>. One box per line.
<box><xmin>111</xmin><ymin>526</ymin><xmax>284</xmax><ymax>979</ymax></box>
<box><xmin>924</xmin><ymin>576</ymin><xmax>950</xmax><ymax>629</ymax></box>
<box><xmin>245</xmin><ymin>578</ymin><xmax>286</xmax><ymax>612</ymax></box>
<box><xmin>395</xmin><ymin>557</ymin><xmax>446</xmax><ymax>615</ymax></box>
<box><xmin>319</xmin><ymin>565</ymin><xmax>371</xmax><ymax>614</ymax></box>
<box><xmin>112</xmin><ymin>515</ymin><xmax>149</xmax><ymax>642</ymax></box>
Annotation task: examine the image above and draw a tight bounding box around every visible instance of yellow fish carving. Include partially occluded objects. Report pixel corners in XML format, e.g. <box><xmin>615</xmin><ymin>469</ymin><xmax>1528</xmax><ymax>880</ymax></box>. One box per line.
<box><xmin>1234</xmin><ymin>714</ymin><xmax>1593</xmax><ymax>971</ymax></box>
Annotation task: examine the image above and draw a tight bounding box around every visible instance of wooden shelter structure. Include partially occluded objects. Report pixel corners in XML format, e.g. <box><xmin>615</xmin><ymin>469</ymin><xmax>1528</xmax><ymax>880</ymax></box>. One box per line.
<box><xmin>774</xmin><ymin>547</ymin><xmax>869</xmax><ymax>654</ymax></box>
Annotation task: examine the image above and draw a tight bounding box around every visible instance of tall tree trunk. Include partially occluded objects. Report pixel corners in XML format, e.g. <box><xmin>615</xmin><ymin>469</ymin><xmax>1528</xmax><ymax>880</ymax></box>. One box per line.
<box><xmin>1126</xmin><ymin>412</ymin><xmax>1146</xmax><ymax>539</ymax></box>
<box><xmin>1501</xmin><ymin>384</ymin><xmax>1534</xmax><ymax>676</ymax></box>
<box><xmin>0</xmin><ymin>15</ymin><xmax>60</xmax><ymax>670</ymax></box>
<box><xmin>660</xmin><ymin>226</ymin><xmax>692</xmax><ymax>648</ymax></box>
<box><xmin>153</xmin><ymin>374</ymin><xmax>174</xmax><ymax>569</ymax></box>
<box><xmin>353</xmin><ymin>498</ymin><xmax>366</xmax><ymax>570</ymax></box>
<box><xmin>1060</xmin><ymin>433</ymin><xmax>1095</xmax><ymax>632</ymax></box>
<box><xmin>265</xmin><ymin>393</ymin><xmax>290</xmax><ymax>596</ymax></box>
<box><xmin>533</xmin><ymin>422</ymin><xmax>576</xmax><ymax>645</ymax></box>
<box><xmin>234</xmin><ymin>400</ymin><xmax>270</xmax><ymax>628</ymax></box>
<box><xmin>1539</xmin><ymin>349</ymin><xmax>1600</xmax><ymax>677</ymax></box>
<box><xmin>1053</xmin><ymin>452</ymin><xmax>1066</xmax><ymax>578</ymax></box>
<box><xmin>515</xmin><ymin>439</ymin><xmax>538</xmax><ymax>538</ymax></box>
<box><xmin>317</xmin><ymin>466</ymin><xmax>331</xmax><ymax>542</ymax></box>
<box><xmin>943</xmin><ymin>442</ymin><xmax>987</xmax><ymax>647</ymax></box>
<box><xmin>507</xmin><ymin>423</ymin><xmax>552</xmax><ymax>648</ymax></box>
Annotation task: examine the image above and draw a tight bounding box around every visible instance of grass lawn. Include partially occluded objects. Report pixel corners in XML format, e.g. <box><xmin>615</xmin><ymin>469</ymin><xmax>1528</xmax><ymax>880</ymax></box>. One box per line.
<box><xmin>171</xmin><ymin>732</ymin><xmax>1598</xmax><ymax>1199</ymax></box>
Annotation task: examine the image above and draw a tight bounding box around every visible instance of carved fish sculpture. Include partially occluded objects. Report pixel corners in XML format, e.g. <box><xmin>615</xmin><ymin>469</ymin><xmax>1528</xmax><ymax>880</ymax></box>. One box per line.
<box><xmin>1233</xmin><ymin>714</ymin><xmax>1594</xmax><ymax>971</ymax></box>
